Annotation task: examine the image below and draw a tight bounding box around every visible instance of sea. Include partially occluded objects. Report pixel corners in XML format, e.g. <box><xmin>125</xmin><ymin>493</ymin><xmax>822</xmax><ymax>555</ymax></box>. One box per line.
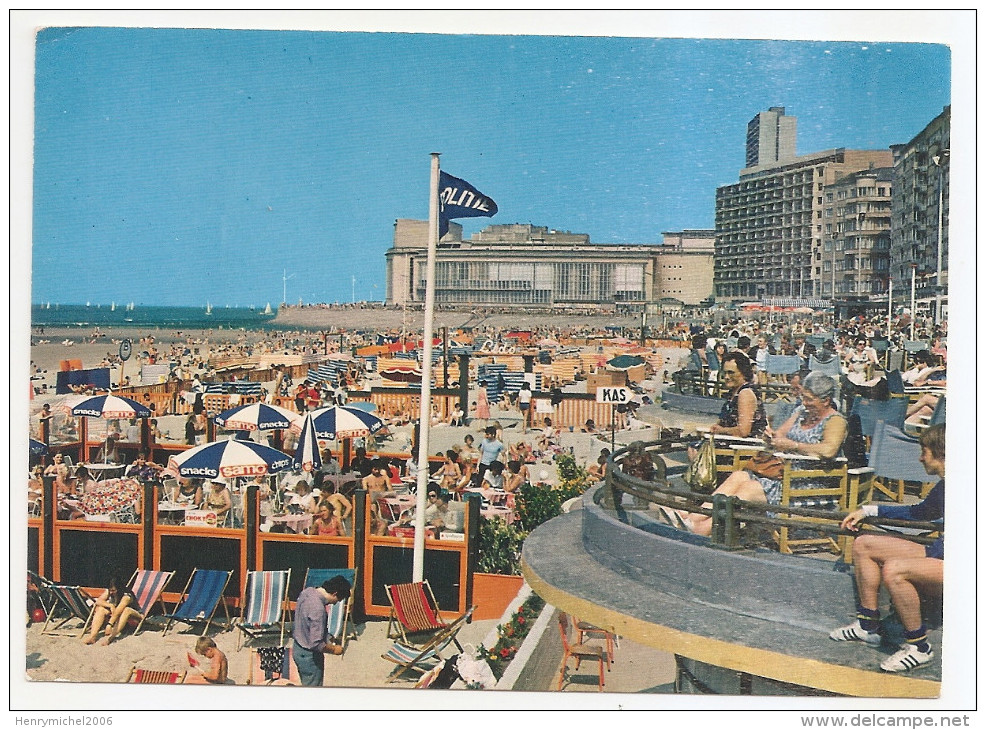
<box><xmin>30</xmin><ymin>304</ymin><xmax>287</xmax><ymax>332</ymax></box>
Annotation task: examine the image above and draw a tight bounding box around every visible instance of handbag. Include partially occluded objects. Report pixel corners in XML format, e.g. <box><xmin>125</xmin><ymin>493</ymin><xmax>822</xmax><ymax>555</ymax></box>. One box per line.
<box><xmin>683</xmin><ymin>436</ymin><xmax>718</xmax><ymax>494</ymax></box>
<box><xmin>747</xmin><ymin>450</ymin><xmax>785</xmax><ymax>480</ymax></box>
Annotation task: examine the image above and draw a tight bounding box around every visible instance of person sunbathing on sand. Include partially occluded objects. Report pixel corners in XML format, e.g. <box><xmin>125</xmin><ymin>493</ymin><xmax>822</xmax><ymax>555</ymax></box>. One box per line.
<box><xmin>82</xmin><ymin>576</ymin><xmax>139</xmax><ymax>646</ymax></box>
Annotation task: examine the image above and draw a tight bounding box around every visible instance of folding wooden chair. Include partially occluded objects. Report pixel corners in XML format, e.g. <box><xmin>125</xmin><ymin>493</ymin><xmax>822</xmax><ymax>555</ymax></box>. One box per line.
<box><xmin>301</xmin><ymin>568</ymin><xmax>358</xmax><ymax>653</ymax></box>
<box><xmin>385</xmin><ymin>580</ymin><xmax>459</xmax><ymax>645</ymax></box>
<box><xmin>382</xmin><ymin>606</ymin><xmax>475</xmax><ymax>683</ymax></box>
<box><xmin>40</xmin><ymin>583</ymin><xmax>95</xmax><ymax>637</ymax></box>
<box><xmin>234</xmin><ymin>569</ymin><xmax>291</xmax><ymax>650</ymax></box>
<box><xmin>126</xmin><ymin>666</ymin><xmax>186</xmax><ymax>684</ymax></box>
<box><xmin>161</xmin><ymin>568</ymin><xmax>233</xmax><ymax>636</ymax></box>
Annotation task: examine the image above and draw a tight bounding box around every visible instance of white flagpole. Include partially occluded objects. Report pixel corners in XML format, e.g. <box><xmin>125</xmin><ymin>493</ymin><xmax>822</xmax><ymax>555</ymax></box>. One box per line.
<box><xmin>413</xmin><ymin>152</ymin><xmax>441</xmax><ymax>582</ymax></box>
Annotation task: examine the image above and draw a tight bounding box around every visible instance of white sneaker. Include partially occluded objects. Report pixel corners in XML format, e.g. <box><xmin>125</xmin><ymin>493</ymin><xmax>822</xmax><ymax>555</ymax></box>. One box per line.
<box><xmin>829</xmin><ymin>621</ymin><xmax>881</xmax><ymax>646</ymax></box>
<box><xmin>880</xmin><ymin>644</ymin><xmax>933</xmax><ymax>672</ymax></box>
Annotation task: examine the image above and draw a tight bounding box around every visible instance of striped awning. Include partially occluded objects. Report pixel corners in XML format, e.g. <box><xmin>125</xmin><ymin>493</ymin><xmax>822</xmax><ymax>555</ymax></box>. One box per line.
<box><xmin>759</xmin><ymin>298</ymin><xmax>830</xmax><ymax>309</ymax></box>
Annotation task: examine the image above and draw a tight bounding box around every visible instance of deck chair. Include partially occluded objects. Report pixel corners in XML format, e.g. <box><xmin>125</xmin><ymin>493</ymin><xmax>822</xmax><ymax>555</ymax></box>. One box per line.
<box><xmin>864</xmin><ymin>420</ymin><xmax>937</xmax><ymax>504</ymax></box>
<box><xmin>301</xmin><ymin>568</ymin><xmax>358</xmax><ymax>652</ymax></box>
<box><xmin>773</xmin><ymin>453</ymin><xmax>855</xmax><ymax>556</ymax></box>
<box><xmin>127</xmin><ymin>569</ymin><xmax>175</xmax><ymax>635</ymax></box>
<box><xmin>247</xmin><ymin>645</ymin><xmax>300</xmax><ymax>685</ymax></box>
<box><xmin>808</xmin><ymin>354</ymin><xmax>842</xmax><ymax>378</ymax></box>
<box><xmin>40</xmin><ymin>583</ymin><xmax>95</xmax><ymax>637</ymax></box>
<box><xmin>28</xmin><ymin>571</ymin><xmax>58</xmax><ymax>618</ymax></box>
<box><xmin>161</xmin><ymin>569</ymin><xmax>233</xmax><ymax>636</ymax></box>
<box><xmin>126</xmin><ymin>666</ymin><xmax>186</xmax><ymax>684</ymax></box>
<box><xmin>385</xmin><ymin>580</ymin><xmax>463</xmax><ymax>646</ymax></box>
<box><xmin>382</xmin><ymin>606</ymin><xmax>475</xmax><ymax>683</ymax></box>
<box><xmin>234</xmin><ymin>569</ymin><xmax>291</xmax><ymax>650</ymax></box>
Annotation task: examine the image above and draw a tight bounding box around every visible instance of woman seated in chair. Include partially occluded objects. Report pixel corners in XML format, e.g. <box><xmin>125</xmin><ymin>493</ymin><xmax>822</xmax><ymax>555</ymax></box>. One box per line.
<box><xmin>204</xmin><ymin>477</ymin><xmax>233</xmax><ymax>525</ymax></box>
<box><xmin>709</xmin><ymin>351</ymin><xmax>768</xmax><ymax>439</ymax></box>
<box><xmin>83</xmin><ymin>575</ymin><xmax>139</xmax><ymax>646</ymax></box>
<box><xmin>309</xmin><ymin>500</ymin><xmax>343</xmax><ymax>537</ymax></box>
<box><xmin>173</xmin><ymin>477</ymin><xmax>204</xmax><ymax>508</ymax></box>
<box><xmin>675</xmin><ymin>372</ymin><xmax>847</xmax><ymax>537</ymax></box>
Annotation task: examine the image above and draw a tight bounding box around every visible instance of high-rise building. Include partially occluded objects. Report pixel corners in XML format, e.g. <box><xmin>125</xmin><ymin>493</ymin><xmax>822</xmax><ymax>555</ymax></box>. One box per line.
<box><xmin>716</xmin><ymin>108</ymin><xmax>894</xmax><ymax>304</ymax></box>
<box><xmin>746</xmin><ymin>106</ymin><xmax>798</xmax><ymax>167</ymax></box>
<box><xmin>889</xmin><ymin>105</ymin><xmax>949</xmax><ymax>322</ymax></box>
<box><xmin>385</xmin><ymin>222</ymin><xmax>714</xmax><ymax>309</ymax></box>
<box><xmin>821</xmin><ymin>167</ymin><xmax>894</xmax><ymax>299</ymax></box>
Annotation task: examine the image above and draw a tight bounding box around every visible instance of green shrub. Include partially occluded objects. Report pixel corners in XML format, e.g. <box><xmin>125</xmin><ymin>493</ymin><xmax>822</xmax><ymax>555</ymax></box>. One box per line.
<box><xmin>476</xmin><ymin>517</ymin><xmax>525</xmax><ymax>575</ymax></box>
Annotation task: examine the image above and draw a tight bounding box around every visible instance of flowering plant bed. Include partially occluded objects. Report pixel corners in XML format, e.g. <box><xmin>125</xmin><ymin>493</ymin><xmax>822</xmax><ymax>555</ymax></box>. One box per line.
<box><xmin>477</xmin><ymin>592</ymin><xmax>546</xmax><ymax>680</ymax></box>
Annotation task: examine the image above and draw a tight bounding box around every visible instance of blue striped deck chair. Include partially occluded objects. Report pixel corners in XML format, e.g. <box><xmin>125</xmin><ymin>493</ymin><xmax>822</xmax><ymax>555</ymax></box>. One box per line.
<box><xmin>41</xmin><ymin>583</ymin><xmax>95</xmax><ymax>637</ymax></box>
<box><xmin>128</xmin><ymin>569</ymin><xmax>175</xmax><ymax>635</ymax></box>
<box><xmin>161</xmin><ymin>569</ymin><xmax>232</xmax><ymax>636</ymax></box>
<box><xmin>866</xmin><ymin>420</ymin><xmax>937</xmax><ymax>503</ymax></box>
<box><xmin>382</xmin><ymin>606</ymin><xmax>475</xmax><ymax>683</ymax></box>
<box><xmin>235</xmin><ymin>569</ymin><xmax>291</xmax><ymax>651</ymax></box>
<box><xmin>301</xmin><ymin>568</ymin><xmax>357</xmax><ymax>653</ymax></box>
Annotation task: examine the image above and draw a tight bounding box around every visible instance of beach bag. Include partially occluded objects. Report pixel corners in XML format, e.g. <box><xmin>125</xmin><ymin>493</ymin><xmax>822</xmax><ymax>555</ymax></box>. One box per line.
<box><xmin>747</xmin><ymin>451</ymin><xmax>785</xmax><ymax>480</ymax></box>
<box><xmin>684</xmin><ymin>437</ymin><xmax>717</xmax><ymax>494</ymax></box>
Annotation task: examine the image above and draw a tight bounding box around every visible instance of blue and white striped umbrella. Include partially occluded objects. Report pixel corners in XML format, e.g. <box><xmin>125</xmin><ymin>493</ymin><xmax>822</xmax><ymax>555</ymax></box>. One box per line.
<box><xmin>167</xmin><ymin>438</ymin><xmax>292</xmax><ymax>480</ymax></box>
<box><xmin>293</xmin><ymin>413</ymin><xmax>322</xmax><ymax>473</ymax></box>
<box><xmin>213</xmin><ymin>402</ymin><xmax>302</xmax><ymax>433</ymax></box>
<box><xmin>71</xmin><ymin>394</ymin><xmax>151</xmax><ymax>420</ymax></box>
<box><xmin>29</xmin><ymin>438</ymin><xmax>49</xmax><ymax>456</ymax></box>
<box><xmin>308</xmin><ymin>405</ymin><xmax>384</xmax><ymax>441</ymax></box>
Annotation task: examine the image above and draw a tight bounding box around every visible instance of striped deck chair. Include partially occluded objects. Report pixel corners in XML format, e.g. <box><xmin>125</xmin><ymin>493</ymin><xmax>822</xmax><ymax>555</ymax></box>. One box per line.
<box><xmin>382</xmin><ymin>606</ymin><xmax>475</xmax><ymax>683</ymax></box>
<box><xmin>128</xmin><ymin>569</ymin><xmax>175</xmax><ymax>635</ymax></box>
<box><xmin>234</xmin><ymin>569</ymin><xmax>291</xmax><ymax>651</ymax></box>
<box><xmin>126</xmin><ymin>666</ymin><xmax>186</xmax><ymax>684</ymax></box>
<box><xmin>28</xmin><ymin>571</ymin><xmax>58</xmax><ymax>618</ymax></box>
<box><xmin>161</xmin><ymin>569</ymin><xmax>233</xmax><ymax>637</ymax></box>
<box><xmin>41</xmin><ymin>583</ymin><xmax>95</xmax><ymax>637</ymax></box>
<box><xmin>301</xmin><ymin>568</ymin><xmax>358</xmax><ymax>653</ymax></box>
<box><xmin>385</xmin><ymin>580</ymin><xmax>464</xmax><ymax>647</ymax></box>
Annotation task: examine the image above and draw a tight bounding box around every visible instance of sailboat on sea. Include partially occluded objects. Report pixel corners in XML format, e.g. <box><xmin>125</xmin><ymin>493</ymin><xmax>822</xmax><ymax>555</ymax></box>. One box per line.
<box><xmin>264</xmin><ymin>302</ymin><xmax>273</xmax><ymax>315</ymax></box>
<box><xmin>126</xmin><ymin>301</ymin><xmax>134</xmax><ymax>311</ymax></box>
<box><xmin>205</xmin><ymin>302</ymin><xmax>213</xmax><ymax>315</ymax></box>
<box><xmin>111</xmin><ymin>302</ymin><xmax>116</xmax><ymax>311</ymax></box>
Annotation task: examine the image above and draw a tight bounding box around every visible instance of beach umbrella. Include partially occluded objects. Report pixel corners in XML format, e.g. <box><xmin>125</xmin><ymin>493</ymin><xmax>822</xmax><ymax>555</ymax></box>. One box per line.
<box><xmin>213</xmin><ymin>402</ymin><xmax>302</xmax><ymax>433</ymax></box>
<box><xmin>167</xmin><ymin>437</ymin><xmax>292</xmax><ymax>480</ymax></box>
<box><xmin>379</xmin><ymin>363</ymin><xmax>422</xmax><ymax>384</ymax></box>
<box><xmin>606</xmin><ymin>354</ymin><xmax>647</xmax><ymax>371</ymax></box>
<box><xmin>71</xmin><ymin>394</ymin><xmax>151</xmax><ymax>420</ymax></box>
<box><xmin>29</xmin><ymin>438</ymin><xmax>49</xmax><ymax>456</ymax></box>
<box><xmin>293</xmin><ymin>413</ymin><xmax>322</xmax><ymax>473</ymax></box>
<box><xmin>308</xmin><ymin>405</ymin><xmax>384</xmax><ymax>441</ymax></box>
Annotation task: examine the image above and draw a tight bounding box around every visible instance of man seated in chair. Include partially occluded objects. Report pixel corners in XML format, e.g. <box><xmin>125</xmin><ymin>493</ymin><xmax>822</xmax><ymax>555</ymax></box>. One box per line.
<box><xmin>829</xmin><ymin>423</ymin><xmax>945</xmax><ymax>673</ymax></box>
<box><xmin>292</xmin><ymin>576</ymin><xmax>352</xmax><ymax>686</ymax></box>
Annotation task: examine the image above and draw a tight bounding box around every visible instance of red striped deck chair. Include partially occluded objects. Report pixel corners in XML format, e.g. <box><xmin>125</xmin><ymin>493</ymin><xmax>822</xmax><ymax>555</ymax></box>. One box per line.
<box><xmin>128</xmin><ymin>569</ymin><xmax>175</xmax><ymax>635</ymax></box>
<box><xmin>234</xmin><ymin>569</ymin><xmax>291</xmax><ymax>651</ymax></box>
<box><xmin>41</xmin><ymin>584</ymin><xmax>95</xmax><ymax>637</ymax></box>
<box><xmin>126</xmin><ymin>666</ymin><xmax>186</xmax><ymax>684</ymax></box>
<box><xmin>382</xmin><ymin>606</ymin><xmax>475</xmax><ymax>683</ymax></box>
<box><xmin>385</xmin><ymin>580</ymin><xmax>464</xmax><ymax>646</ymax></box>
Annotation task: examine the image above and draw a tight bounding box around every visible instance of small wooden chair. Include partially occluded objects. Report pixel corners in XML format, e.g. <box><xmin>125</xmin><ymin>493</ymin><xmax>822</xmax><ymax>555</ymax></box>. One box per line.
<box><xmin>557</xmin><ymin>612</ymin><xmax>608</xmax><ymax>691</ymax></box>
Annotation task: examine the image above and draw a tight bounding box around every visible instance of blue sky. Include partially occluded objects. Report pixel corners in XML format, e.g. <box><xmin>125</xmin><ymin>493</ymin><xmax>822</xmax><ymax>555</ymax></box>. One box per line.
<box><xmin>29</xmin><ymin>22</ymin><xmax>951</xmax><ymax>308</ymax></box>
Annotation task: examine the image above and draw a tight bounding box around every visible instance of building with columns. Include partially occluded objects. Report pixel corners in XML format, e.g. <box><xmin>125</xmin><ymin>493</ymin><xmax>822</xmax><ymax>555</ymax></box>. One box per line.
<box><xmin>385</xmin><ymin>222</ymin><xmax>714</xmax><ymax>310</ymax></box>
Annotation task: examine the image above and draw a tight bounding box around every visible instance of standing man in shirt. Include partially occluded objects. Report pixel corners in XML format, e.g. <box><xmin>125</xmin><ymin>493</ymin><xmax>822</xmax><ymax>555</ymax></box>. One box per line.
<box><xmin>292</xmin><ymin>576</ymin><xmax>351</xmax><ymax>686</ymax></box>
<box><xmin>476</xmin><ymin>426</ymin><xmax>505</xmax><ymax>488</ymax></box>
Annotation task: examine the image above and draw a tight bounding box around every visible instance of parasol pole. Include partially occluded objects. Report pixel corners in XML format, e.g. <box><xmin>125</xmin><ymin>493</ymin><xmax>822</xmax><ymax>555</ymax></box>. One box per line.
<box><xmin>413</xmin><ymin>153</ymin><xmax>441</xmax><ymax>582</ymax></box>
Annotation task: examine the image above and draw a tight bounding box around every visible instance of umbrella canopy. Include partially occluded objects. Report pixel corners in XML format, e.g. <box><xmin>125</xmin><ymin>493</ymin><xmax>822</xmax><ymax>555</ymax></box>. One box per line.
<box><xmin>71</xmin><ymin>394</ymin><xmax>151</xmax><ymax>420</ymax></box>
<box><xmin>308</xmin><ymin>405</ymin><xmax>384</xmax><ymax>441</ymax></box>
<box><xmin>606</xmin><ymin>354</ymin><xmax>647</xmax><ymax>371</ymax></box>
<box><xmin>80</xmin><ymin>478</ymin><xmax>141</xmax><ymax>516</ymax></box>
<box><xmin>213</xmin><ymin>402</ymin><xmax>302</xmax><ymax>433</ymax></box>
<box><xmin>168</xmin><ymin>438</ymin><xmax>292</xmax><ymax>480</ymax></box>
<box><xmin>29</xmin><ymin>438</ymin><xmax>49</xmax><ymax>456</ymax></box>
<box><xmin>293</xmin><ymin>413</ymin><xmax>322</xmax><ymax>473</ymax></box>
<box><xmin>380</xmin><ymin>364</ymin><xmax>422</xmax><ymax>384</ymax></box>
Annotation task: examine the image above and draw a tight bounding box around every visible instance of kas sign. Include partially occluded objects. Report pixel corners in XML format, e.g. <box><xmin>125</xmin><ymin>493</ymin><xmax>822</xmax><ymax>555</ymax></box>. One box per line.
<box><xmin>596</xmin><ymin>387</ymin><xmax>631</xmax><ymax>404</ymax></box>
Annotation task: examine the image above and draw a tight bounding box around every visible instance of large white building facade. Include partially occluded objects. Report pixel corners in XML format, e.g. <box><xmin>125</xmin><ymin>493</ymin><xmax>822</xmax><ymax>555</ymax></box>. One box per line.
<box><xmin>385</xmin><ymin>222</ymin><xmax>714</xmax><ymax>309</ymax></box>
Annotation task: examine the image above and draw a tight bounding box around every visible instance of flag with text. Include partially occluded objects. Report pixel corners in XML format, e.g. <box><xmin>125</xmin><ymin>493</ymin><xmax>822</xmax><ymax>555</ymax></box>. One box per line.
<box><xmin>438</xmin><ymin>171</ymin><xmax>497</xmax><ymax>238</ymax></box>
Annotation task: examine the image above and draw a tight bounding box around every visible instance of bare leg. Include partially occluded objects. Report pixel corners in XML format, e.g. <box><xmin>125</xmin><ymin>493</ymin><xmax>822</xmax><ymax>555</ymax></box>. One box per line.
<box><xmin>849</xmin><ymin>534</ymin><xmax>927</xmax><ymax>613</ymax></box>
<box><xmin>683</xmin><ymin>470</ymin><xmax>767</xmax><ymax>536</ymax></box>
<box><xmin>881</xmin><ymin>557</ymin><xmax>943</xmax><ymax>632</ymax></box>
<box><xmin>83</xmin><ymin>607</ymin><xmax>110</xmax><ymax>644</ymax></box>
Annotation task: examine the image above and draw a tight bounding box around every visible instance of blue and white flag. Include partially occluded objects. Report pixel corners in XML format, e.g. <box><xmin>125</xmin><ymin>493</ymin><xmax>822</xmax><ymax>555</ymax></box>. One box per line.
<box><xmin>439</xmin><ymin>171</ymin><xmax>497</xmax><ymax>238</ymax></box>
